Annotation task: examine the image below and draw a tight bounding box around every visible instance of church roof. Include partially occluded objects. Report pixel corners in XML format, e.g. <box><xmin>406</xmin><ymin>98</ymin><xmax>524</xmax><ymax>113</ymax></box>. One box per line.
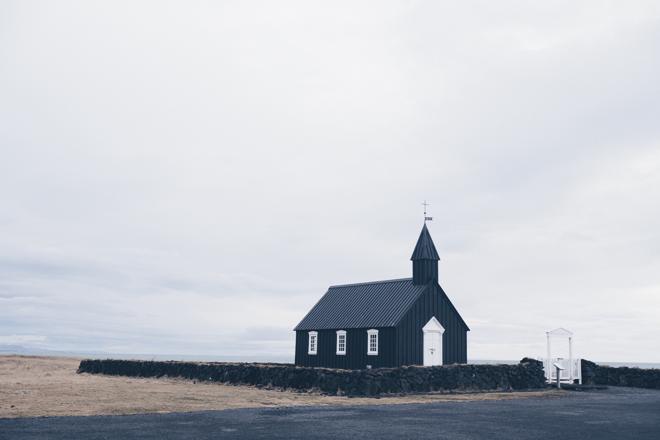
<box><xmin>410</xmin><ymin>224</ymin><xmax>440</xmax><ymax>260</ymax></box>
<box><xmin>294</xmin><ymin>278</ymin><xmax>428</xmax><ymax>331</ymax></box>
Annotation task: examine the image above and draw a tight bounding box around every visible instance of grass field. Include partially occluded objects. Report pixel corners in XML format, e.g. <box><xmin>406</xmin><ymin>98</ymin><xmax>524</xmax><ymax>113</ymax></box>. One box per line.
<box><xmin>0</xmin><ymin>355</ymin><xmax>561</xmax><ymax>418</ymax></box>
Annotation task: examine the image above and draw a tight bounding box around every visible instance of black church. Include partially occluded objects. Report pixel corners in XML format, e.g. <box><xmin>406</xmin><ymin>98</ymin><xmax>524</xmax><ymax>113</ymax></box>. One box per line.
<box><xmin>294</xmin><ymin>224</ymin><xmax>469</xmax><ymax>369</ymax></box>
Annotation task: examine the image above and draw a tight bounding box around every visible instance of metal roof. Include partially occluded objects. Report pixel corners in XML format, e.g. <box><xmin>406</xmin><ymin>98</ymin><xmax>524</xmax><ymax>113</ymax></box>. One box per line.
<box><xmin>294</xmin><ymin>278</ymin><xmax>428</xmax><ymax>331</ymax></box>
<box><xmin>410</xmin><ymin>224</ymin><xmax>440</xmax><ymax>260</ymax></box>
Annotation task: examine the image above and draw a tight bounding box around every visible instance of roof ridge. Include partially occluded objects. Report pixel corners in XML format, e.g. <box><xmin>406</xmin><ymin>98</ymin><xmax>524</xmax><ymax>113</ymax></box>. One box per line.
<box><xmin>328</xmin><ymin>277</ymin><xmax>413</xmax><ymax>289</ymax></box>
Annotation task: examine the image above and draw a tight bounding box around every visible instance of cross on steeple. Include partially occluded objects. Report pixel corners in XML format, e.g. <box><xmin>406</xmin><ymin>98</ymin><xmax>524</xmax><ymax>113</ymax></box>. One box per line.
<box><xmin>422</xmin><ymin>200</ymin><xmax>433</xmax><ymax>223</ymax></box>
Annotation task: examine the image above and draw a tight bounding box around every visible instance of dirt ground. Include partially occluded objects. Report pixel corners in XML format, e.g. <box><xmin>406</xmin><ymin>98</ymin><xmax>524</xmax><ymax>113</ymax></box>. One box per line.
<box><xmin>0</xmin><ymin>355</ymin><xmax>562</xmax><ymax>418</ymax></box>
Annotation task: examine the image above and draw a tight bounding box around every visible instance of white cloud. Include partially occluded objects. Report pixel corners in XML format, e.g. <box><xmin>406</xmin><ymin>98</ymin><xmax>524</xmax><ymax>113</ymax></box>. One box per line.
<box><xmin>1</xmin><ymin>0</ymin><xmax>659</xmax><ymax>362</ymax></box>
<box><xmin>0</xmin><ymin>335</ymin><xmax>47</xmax><ymax>345</ymax></box>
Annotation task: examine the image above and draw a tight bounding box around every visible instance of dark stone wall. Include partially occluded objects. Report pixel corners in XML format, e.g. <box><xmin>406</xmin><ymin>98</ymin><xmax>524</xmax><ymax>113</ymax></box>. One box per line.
<box><xmin>581</xmin><ymin>359</ymin><xmax>660</xmax><ymax>389</ymax></box>
<box><xmin>78</xmin><ymin>358</ymin><xmax>545</xmax><ymax>397</ymax></box>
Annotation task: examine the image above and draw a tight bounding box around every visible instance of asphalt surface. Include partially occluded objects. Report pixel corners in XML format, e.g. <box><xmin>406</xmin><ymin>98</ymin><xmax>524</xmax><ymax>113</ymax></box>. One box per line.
<box><xmin>2</xmin><ymin>387</ymin><xmax>659</xmax><ymax>440</ymax></box>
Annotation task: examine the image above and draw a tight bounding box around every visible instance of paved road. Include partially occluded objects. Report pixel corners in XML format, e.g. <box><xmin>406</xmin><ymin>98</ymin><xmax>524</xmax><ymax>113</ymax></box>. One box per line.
<box><xmin>2</xmin><ymin>387</ymin><xmax>659</xmax><ymax>440</ymax></box>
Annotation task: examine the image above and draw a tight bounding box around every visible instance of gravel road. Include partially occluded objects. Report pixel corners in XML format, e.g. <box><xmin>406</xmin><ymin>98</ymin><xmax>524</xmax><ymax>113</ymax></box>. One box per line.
<box><xmin>2</xmin><ymin>387</ymin><xmax>659</xmax><ymax>439</ymax></box>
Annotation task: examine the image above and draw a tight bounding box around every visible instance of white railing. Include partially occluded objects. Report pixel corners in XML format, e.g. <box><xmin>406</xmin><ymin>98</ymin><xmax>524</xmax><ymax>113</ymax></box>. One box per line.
<box><xmin>543</xmin><ymin>358</ymin><xmax>582</xmax><ymax>384</ymax></box>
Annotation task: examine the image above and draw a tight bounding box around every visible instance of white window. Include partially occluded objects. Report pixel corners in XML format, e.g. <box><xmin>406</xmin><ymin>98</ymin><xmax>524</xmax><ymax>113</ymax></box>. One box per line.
<box><xmin>367</xmin><ymin>329</ymin><xmax>379</xmax><ymax>355</ymax></box>
<box><xmin>336</xmin><ymin>330</ymin><xmax>347</xmax><ymax>355</ymax></box>
<box><xmin>308</xmin><ymin>331</ymin><xmax>318</xmax><ymax>355</ymax></box>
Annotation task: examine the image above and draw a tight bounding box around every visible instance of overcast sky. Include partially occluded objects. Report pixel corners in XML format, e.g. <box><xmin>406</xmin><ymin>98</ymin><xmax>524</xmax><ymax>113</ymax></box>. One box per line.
<box><xmin>1</xmin><ymin>1</ymin><xmax>659</xmax><ymax>363</ymax></box>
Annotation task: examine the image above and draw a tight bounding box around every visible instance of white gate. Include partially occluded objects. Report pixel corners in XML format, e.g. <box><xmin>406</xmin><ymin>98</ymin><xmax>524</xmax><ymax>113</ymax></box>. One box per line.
<box><xmin>544</xmin><ymin>358</ymin><xmax>582</xmax><ymax>384</ymax></box>
<box><xmin>544</xmin><ymin>328</ymin><xmax>582</xmax><ymax>384</ymax></box>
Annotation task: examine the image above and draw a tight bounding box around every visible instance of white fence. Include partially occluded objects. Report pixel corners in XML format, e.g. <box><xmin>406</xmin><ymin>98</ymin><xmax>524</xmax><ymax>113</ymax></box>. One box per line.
<box><xmin>543</xmin><ymin>358</ymin><xmax>582</xmax><ymax>384</ymax></box>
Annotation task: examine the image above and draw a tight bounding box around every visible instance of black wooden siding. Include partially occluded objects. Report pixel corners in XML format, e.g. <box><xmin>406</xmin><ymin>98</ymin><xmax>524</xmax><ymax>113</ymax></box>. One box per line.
<box><xmin>395</xmin><ymin>283</ymin><xmax>468</xmax><ymax>365</ymax></box>
<box><xmin>295</xmin><ymin>327</ymin><xmax>397</xmax><ymax>369</ymax></box>
<box><xmin>294</xmin><ymin>281</ymin><xmax>467</xmax><ymax>369</ymax></box>
<box><xmin>412</xmin><ymin>259</ymin><xmax>438</xmax><ymax>286</ymax></box>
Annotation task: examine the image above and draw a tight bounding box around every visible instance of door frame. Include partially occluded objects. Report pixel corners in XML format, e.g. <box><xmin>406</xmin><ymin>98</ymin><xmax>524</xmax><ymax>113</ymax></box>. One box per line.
<box><xmin>422</xmin><ymin>316</ymin><xmax>445</xmax><ymax>366</ymax></box>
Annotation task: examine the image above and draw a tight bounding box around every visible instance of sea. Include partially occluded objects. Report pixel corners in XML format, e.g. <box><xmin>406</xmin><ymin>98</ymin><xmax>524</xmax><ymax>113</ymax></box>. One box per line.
<box><xmin>3</xmin><ymin>346</ymin><xmax>659</xmax><ymax>369</ymax></box>
<box><xmin>469</xmin><ymin>359</ymin><xmax>660</xmax><ymax>369</ymax></box>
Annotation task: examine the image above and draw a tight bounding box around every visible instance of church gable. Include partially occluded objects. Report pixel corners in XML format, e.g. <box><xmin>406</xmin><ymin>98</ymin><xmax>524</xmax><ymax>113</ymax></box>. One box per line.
<box><xmin>395</xmin><ymin>283</ymin><xmax>469</xmax><ymax>365</ymax></box>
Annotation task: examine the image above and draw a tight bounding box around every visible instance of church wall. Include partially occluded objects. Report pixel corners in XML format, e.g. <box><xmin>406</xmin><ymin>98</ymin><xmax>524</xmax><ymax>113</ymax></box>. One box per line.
<box><xmin>295</xmin><ymin>327</ymin><xmax>397</xmax><ymax>369</ymax></box>
<box><xmin>396</xmin><ymin>283</ymin><xmax>468</xmax><ymax>366</ymax></box>
<box><xmin>294</xmin><ymin>282</ymin><xmax>468</xmax><ymax>369</ymax></box>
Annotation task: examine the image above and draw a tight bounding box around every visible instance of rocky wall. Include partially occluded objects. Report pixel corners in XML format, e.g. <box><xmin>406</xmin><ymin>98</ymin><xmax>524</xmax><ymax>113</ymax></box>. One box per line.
<box><xmin>78</xmin><ymin>358</ymin><xmax>546</xmax><ymax>396</ymax></box>
<box><xmin>581</xmin><ymin>359</ymin><xmax>660</xmax><ymax>389</ymax></box>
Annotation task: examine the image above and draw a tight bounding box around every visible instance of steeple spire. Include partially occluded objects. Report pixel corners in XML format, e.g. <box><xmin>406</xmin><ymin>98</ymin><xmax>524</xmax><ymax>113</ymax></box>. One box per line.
<box><xmin>411</xmin><ymin>223</ymin><xmax>440</xmax><ymax>285</ymax></box>
<box><xmin>411</xmin><ymin>224</ymin><xmax>440</xmax><ymax>261</ymax></box>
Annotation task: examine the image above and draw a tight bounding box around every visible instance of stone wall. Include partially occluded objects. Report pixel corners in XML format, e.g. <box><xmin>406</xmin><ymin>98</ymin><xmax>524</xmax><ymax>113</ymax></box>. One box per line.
<box><xmin>581</xmin><ymin>359</ymin><xmax>660</xmax><ymax>389</ymax></box>
<box><xmin>78</xmin><ymin>358</ymin><xmax>545</xmax><ymax>396</ymax></box>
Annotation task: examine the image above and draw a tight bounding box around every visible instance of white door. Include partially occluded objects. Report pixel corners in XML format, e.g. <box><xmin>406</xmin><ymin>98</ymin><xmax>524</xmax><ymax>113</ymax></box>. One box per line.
<box><xmin>422</xmin><ymin>316</ymin><xmax>444</xmax><ymax>366</ymax></box>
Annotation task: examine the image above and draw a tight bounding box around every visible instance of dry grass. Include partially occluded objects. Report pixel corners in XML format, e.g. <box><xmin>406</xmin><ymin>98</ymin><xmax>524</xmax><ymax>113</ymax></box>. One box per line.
<box><xmin>0</xmin><ymin>355</ymin><xmax>563</xmax><ymax>418</ymax></box>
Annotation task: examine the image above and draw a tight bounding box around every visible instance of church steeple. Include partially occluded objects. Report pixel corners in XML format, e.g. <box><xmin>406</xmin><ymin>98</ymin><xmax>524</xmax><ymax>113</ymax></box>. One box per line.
<box><xmin>411</xmin><ymin>223</ymin><xmax>440</xmax><ymax>285</ymax></box>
